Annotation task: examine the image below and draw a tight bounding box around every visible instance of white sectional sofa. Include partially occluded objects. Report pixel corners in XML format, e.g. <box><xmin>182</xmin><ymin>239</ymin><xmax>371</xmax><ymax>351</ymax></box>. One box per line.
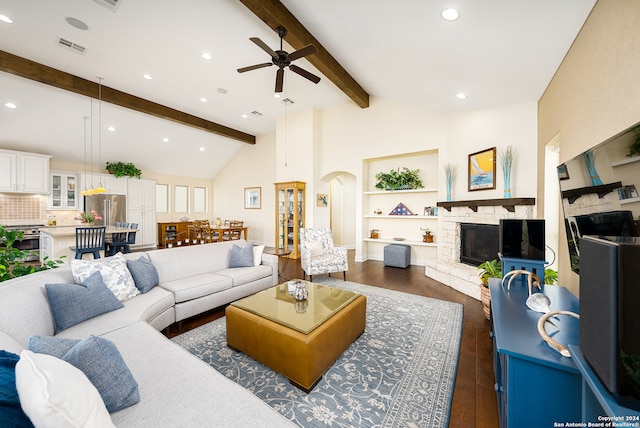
<box><xmin>0</xmin><ymin>240</ymin><xmax>295</xmax><ymax>427</ymax></box>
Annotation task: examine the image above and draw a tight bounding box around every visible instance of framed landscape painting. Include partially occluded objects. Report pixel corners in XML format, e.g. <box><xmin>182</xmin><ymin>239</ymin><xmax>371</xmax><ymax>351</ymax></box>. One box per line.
<box><xmin>468</xmin><ymin>147</ymin><xmax>496</xmax><ymax>191</ymax></box>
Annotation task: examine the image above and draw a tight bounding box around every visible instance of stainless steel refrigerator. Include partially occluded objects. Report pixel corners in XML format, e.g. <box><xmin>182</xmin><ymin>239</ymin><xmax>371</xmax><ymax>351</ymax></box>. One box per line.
<box><xmin>83</xmin><ymin>194</ymin><xmax>127</xmax><ymax>227</ymax></box>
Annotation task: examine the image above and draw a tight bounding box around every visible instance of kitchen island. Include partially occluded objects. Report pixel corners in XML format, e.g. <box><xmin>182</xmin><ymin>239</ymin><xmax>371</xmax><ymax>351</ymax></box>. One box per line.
<box><xmin>39</xmin><ymin>225</ymin><xmax>135</xmax><ymax>263</ymax></box>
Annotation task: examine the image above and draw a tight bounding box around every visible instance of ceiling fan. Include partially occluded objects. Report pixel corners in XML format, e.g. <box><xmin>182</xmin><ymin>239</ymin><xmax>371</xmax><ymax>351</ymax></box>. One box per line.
<box><xmin>237</xmin><ymin>26</ymin><xmax>321</xmax><ymax>93</ymax></box>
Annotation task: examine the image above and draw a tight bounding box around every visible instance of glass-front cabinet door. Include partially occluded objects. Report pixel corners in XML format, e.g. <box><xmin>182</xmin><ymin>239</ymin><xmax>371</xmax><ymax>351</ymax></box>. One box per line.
<box><xmin>275</xmin><ymin>181</ymin><xmax>305</xmax><ymax>259</ymax></box>
<box><xmin>49</xmin><ymin>172</ymin><xmax>77</xmax><ymax>210</ymax></box>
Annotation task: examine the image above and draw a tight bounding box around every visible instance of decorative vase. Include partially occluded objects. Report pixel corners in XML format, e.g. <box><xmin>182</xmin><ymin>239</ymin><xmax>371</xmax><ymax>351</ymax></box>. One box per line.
<box><xmin>293</xmin><ymin>282</ymin><xmax>308</xmax><ymax>301</ymax></box>
<box><xmin>480</xmin><ymin>285</ymin><xmax>491</xmax><ymax>320</ymax></box>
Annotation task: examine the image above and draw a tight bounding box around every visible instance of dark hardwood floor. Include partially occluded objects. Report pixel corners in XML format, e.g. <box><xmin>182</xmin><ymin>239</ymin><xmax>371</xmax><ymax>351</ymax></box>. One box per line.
<box><xmin>164</xmin><ymin>250</ymin><xmax>500</xmax><ymax>428</ymax></box>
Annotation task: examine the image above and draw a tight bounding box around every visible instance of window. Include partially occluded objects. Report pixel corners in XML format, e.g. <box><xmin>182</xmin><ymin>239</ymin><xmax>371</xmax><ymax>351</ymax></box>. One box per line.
<box><xmin>174</xmin><ymin>185</ymin><xmax>189</xmax><ymax>213</ymax></box>
<box><xmin>194</xmin><ymin>187</ymin><xmax>207</xmax><ymax>213</ymax></box>
<box><xmin>155</xmin><ymin>184</ymin><xmax>168</xmax><ymax>213</ymax></box>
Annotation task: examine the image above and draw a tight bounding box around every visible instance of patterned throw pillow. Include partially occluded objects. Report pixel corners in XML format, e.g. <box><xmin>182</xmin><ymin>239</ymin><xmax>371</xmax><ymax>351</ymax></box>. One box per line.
<box><xmin>71</xmin><ymin>252</ymin><xmax>140</xmax><ymax>301</ymax></box>
<box><xmin>229</xmin><ymin>242</ymin><xmax>255</xmax><ymax>268</ymax></box>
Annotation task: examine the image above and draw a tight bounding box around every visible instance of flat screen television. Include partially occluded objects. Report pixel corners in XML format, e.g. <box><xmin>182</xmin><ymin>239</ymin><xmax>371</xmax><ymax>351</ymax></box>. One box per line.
<box><xmin>499</xmin><ymin>219</ymin><xmax>545</xmax><ymax>261</ymax></box>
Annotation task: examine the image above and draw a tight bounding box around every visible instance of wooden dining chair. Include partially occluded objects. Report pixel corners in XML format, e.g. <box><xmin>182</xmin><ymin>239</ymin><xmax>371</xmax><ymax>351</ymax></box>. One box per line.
<box><xmin>223</xmin><ymin>221</ymin><xmax>243</xmax><ymax>241</ymax></box>
<box><xmin>74</xmin><ymin>227</ymin><xmax>106</xmax><ymax>260</ymax></box>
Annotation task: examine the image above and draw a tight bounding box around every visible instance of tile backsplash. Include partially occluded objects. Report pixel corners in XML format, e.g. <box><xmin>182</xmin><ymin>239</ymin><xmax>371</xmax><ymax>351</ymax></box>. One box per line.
<box><xmin>0</xmin><ymin>194</ymin><xmax>46</xmax><ymax>224</ymax></box>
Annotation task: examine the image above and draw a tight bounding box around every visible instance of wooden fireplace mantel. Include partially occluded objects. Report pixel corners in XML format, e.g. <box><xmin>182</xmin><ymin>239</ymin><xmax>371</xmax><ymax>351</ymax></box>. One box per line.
<box><xmin>437</xmin><ymin>197</ymin><xmax>535</xmax><ymax>213</ymax></box>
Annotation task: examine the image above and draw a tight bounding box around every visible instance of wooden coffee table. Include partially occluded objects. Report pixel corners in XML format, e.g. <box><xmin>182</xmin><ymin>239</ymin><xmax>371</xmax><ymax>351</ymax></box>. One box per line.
<box><xmin>225</xmin><ymin>281</ymin><xmax>367</xmax><ymax>392</ymax></box>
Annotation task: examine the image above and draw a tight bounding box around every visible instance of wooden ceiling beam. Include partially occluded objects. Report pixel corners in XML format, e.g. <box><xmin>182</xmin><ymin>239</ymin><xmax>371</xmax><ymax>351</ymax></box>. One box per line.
<box><xmin>239</xmin><ymin>0</ymin><xmax>370</xmax><ymax>109</ymax></box>
<box><xmin>0</xmin><ymin>50</ymin><xmax>256</xmax><ymax>145</ymax></box>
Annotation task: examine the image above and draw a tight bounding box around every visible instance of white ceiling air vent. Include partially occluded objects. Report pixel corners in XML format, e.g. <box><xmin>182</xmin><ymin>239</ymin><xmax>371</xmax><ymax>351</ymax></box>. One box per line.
<box><xmin>57</xmin><ymin>37</ymin><xmax>87</xmax><ymax>55</ymax></box>
<box><xmin>92</xmin><ymin>0</ymin><xmax>122</xmax><ymax>12</ymax></box>
<box><xmin>251</xmin><ymin>111</ymin><xmax>263</xmax><ymax>117</ymax></box>
<box><xmin>281</xmin><ymin>98</ymin><xmax>295</xmax><ymax>105</ymax></box>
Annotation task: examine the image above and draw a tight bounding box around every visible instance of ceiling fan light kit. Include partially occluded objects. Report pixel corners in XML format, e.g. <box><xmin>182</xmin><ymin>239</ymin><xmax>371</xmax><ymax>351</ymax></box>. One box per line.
<box><xmin>237</xmin><ymin>26</ymin><xmax>320</xmax><ymax>93</ymax></box>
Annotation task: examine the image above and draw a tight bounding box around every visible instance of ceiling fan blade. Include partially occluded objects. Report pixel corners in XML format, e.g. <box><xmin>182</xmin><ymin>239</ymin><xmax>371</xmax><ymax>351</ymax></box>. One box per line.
<box><xmin>237</xmin><ymin>63</ymin><xmax>272</xmax><ymax>73</ymax></box>
<box><xmin>250</xmin><ymin>37</ymin><xmax>278</xmax><ymax>58</ymax></box>
<box><xmin>289</xmin><ymin>65</ymin><xmax>321</xmax><ymax>84</ymax></box>
<box><xmin>275</xmin><ymin>69</ymin><xmax>284</xmax><ymax>93</ymax></box>
<box><xmin>288</xmin><ymin>44</ymin><xmax>318</xmax><ymax>61</ymax></box>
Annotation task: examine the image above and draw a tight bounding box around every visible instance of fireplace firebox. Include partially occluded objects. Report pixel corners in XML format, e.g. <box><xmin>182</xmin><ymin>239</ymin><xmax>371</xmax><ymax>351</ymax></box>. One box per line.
<box><xmin>460</xmin><ymin>223</ymin><xmax>499</xmax><ymax>266</ymax></box>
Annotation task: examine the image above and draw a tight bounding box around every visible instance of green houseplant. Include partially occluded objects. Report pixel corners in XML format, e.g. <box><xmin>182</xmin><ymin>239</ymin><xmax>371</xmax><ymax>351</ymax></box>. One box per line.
<box><xmin>105</xmin><ymin>161</ymin><xmax>142</xmax><ymax>179</ymax></box>
<box><xmin>374</xmin><ymin>167</ymin><xmax>424</xmax><ymax>191</ymax></box>
<box><xmin>478</xmin><ymin>259</ymin><xmax>502</xmax><ymax>320</ymax></box>
<box><xmin>0</xmin><ymin>226</ymin><xmax>64</xmax><ymax>282</ymax></box>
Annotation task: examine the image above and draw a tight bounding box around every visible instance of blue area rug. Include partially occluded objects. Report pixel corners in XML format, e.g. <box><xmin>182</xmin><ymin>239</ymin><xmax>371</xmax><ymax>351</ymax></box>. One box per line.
<box><xmin>172</xmin><ymin>277</ymin><xmax>464</xmax><ymax>427</ymax></box>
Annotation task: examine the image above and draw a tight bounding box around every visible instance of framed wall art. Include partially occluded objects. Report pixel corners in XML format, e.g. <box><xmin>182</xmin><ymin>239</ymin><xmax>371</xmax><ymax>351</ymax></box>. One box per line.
<box><xmin>557</xmin><ymin>164</ymin><xmax>570</xmax><ymax>180</ymax></box>
<box><xmin>244</xmin><ymin>187</ymin><xmax>261</xmax><ymax>209</ymax></box>
<box><xmin>317</xmin><ymin>193</ymin><xmax>328</xmax><ymax>207</ymax></box>
<box><xmin>468</xmin><ymin>147</ymin><xmax>496</xmax><ymax>191</ymax></box>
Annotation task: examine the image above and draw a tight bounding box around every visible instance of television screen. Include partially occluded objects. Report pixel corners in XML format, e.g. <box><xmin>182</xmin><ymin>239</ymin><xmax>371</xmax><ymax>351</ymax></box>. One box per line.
<box><xmin>499</xmin><ymin>219</ymin><xmax>545</xmax><ymax>261</ymax></box>
<box><xmin>565</xmin><ymin>210</ymin><xmax>637</xmax><ymax>273</ymax></box>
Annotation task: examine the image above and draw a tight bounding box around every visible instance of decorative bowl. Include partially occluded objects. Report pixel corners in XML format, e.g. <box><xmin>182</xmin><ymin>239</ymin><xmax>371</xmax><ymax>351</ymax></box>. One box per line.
<box><xmin>393</xmin><ymin>237</ymin><xmax>405</xmax><ymax>241</ymax></box>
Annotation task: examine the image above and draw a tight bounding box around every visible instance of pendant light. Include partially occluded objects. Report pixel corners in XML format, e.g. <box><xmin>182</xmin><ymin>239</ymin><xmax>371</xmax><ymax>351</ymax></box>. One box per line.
<box><xmin>93</xmin><ymin>77</ymin><xmax>107</xmax><ymax>194</ymax></box>
<box><xmin>80</xmin><ymin>116</ymin><xmax>91</xmax><ymax>196</ymax></box>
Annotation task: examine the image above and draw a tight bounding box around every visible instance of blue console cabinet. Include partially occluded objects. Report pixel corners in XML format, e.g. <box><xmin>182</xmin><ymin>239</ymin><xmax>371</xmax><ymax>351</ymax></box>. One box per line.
<box><xmin>490</xmin><ymin>279</ymin><xmax>581</xmax><ymax>427</ymax></box>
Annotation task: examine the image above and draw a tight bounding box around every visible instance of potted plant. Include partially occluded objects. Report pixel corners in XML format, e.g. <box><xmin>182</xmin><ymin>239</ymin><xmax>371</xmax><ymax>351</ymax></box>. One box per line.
<box><xmin>478</xmin><ymin>259</ymin><xmax>502</xmax><ymax>320</ymax></box>
<box><xmin>105</xmin><ymin>161</ymin><xmax>142</xmax><ymax>179</ymax></box>
<box><xmin>0</xmin><ymin>226</ymin><xmax>64</xmax><ymax>282</ymax></box>
<box><xmin>544</xmin><ymin>268</ymin><xmax>558</xmax><ymax>285</ymax></box>
<box><xmin>374</xmin><ymin>167</ymin><xmax>424</xmax><ymax>191</ymax></box>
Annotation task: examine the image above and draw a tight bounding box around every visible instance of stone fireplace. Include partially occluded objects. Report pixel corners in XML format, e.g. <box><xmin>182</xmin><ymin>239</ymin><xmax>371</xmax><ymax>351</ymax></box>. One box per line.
<box><xmin>424</xmin><ymin>198</ymin><xmax>535</xmax><ymax>300</ymax></box>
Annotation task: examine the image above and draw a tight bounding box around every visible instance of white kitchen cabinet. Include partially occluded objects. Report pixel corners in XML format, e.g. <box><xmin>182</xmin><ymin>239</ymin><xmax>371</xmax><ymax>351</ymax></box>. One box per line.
<box><xmin>0</xmin><ymin>149</ymin><xmax>50</xmax><ymax>193</ymax></box>
<box><xmin>127</xmin><ymin>178</ymin><xmax>157</xmax><ymax>248</ymax></box>
<box><xmin>48</xmin><ymin>172</ymin><xmax>78</xmax><ymax>210</ymax></box>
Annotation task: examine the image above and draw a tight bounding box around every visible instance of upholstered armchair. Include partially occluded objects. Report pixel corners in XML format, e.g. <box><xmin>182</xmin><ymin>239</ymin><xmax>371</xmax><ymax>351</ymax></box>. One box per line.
<box><xmin>300</xmin><ymin>228</ymin><xmax>348</xmax><ymax>281</ymax></box>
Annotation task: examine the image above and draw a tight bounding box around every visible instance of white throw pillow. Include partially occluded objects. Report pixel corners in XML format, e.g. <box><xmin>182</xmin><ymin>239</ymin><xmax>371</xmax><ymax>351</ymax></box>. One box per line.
<box><xmin>16</xmin><ymin>350</ymin><xmax>115</xmax><ymax>428</ymax></box>
<box><xmin>305</xmin><ymin>241</ymin><xmax>324</xmax><ymax>257</ymax></box>
<box><xmin>253</xmin><ymin>245</ymin><xmax>265</xmax><ymax>266</ymax></box>
<box><xmin>71</xmin><ymin>253</ymin><xmax>139</xmax><ymax>301</ymax></box>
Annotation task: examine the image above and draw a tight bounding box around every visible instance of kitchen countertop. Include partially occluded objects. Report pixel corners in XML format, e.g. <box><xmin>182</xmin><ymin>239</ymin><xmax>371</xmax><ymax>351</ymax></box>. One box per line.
<box><xmin>40</xmin><ymin>226</ymin><xmax>136</xmax><ymax>237</ymax></box>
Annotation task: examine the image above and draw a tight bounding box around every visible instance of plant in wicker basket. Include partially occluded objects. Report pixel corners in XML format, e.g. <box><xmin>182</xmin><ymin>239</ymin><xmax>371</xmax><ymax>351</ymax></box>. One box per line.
<box><xmin>478</xmin><ymin>259</ymin><xmax>502</xmax><ymax>320</ymax></box>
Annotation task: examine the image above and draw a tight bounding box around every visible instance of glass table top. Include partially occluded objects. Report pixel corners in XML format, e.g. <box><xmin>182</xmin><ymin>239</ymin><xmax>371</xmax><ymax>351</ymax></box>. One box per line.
<box><xmin>231</xmin><ymin>280</ymin><xmax>360</xmax><ymax>334</ymax></box>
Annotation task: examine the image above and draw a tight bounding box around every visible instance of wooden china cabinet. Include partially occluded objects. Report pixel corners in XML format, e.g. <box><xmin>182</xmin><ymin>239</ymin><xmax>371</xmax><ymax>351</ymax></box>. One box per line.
<box><xmin>274</xmin><ymin>181</ymin><xmax>305</xmax><ymax>259</ymax></box>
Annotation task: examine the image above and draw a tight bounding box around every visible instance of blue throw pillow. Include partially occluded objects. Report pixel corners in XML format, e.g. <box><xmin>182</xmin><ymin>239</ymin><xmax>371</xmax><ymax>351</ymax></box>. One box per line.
<box><xmin>229</xmin><ymin>242</ymin><xmax>255</xmax><ymax>268</ymax></box>
<box><xmin>45</xmin><ymin>271</ymin><xmax>124</xmax><ymax>333</ymax></box>
<box><xmin>126</xmin><ymin>257</ymin><xmax>159</xmax><ymax>293</ymax></box>
<box><xmin>0</xmin><ymin>350</ymin><xmax>34</xmax><ymax>427</ymax></box>
<box><xmin>28</xmin><ymin>335</ymin><xmax>140</xmax><ymax>413</ymax></box>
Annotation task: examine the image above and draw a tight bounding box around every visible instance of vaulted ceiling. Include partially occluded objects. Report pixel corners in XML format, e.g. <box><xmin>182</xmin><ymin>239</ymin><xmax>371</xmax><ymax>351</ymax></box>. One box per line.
<box><xmin>0</xmin><ymin>0</ymin><xmax>596</xmax><ymax>179</ymax></box>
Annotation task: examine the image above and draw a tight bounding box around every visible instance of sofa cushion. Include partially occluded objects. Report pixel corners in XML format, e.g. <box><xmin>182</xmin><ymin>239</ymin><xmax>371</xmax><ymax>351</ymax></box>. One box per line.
<box><xmin>217</xmin><ymin>265</ymin><xmax>273</xmax><ymax>287</ymax></box>
<box><xmin>0</xmin><ymin>350</ymin><xmax>34</xmax><ymax>428</ymax></box>
<box><xmin>253</xmin><ymin>245</ymin><xmax>265</xmax><ymax>266</ymax></box>
<box><xmin>229</xmin><ymin>242</ymin><xmax>254</xmax><ymax>268</ymax></box>
<box><xmin>15</xmin><ymin>350</ymin><xmax>115</xmax><ymax>428</ymax></box>
<box><xmin>46</xmin><ymin>271</ymin><xmax>124</xmax><ymax>333</ymax></box>
<box><xmin>159</xmin><ymin>273</ymin><xmax>232</xmax><ymax>303</ymax></box>
<box><xmin>72</xmin><ymin>253</ymin><xmax>140</xmax><ymax>301</ymax></box>
<box><xmin>126</xmin><ymin>257</ymin><xmax>159</xmax><ymax>293</ymax></box>
<box><xmin>28</xmin><ymin>335</ymin><xmax>139</xmax><ymax>413</ymax></box>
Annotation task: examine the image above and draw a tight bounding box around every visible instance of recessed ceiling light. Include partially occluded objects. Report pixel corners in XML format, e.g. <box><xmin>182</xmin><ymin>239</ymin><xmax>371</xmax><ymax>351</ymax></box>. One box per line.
<box><xmin>216</xmin><ymin>88</ymin><xmax>227</xmax><ymax>94</ymax></box>
<box><xmin>199</xmin><ymin>147</ymin><xmax>205</xmax><ymax>152</ymax></box>
<box><xmin>4</xmin><ymin>102</ymin><xmax>17</xmax><ymax>109</ymax></box>
<box><xmin>66</xmin><ymin>17</ymin><xmax>88</xmax><ymax>30</ymax></box>
<box><xmin>142</xmin><ymin>74</ymin><xmax>153</xmax><ymax>80</ymax></box>
<box><xmin>162</xmin><ymin>137</ymin><xmax>169</xmax><ymax>143</ymax></box>
<box><xmin>107</xmin><ymin>126</ymin><xmax>116</xmax><ymax>132</ymax></box>
<box><xmin>201</xmin><ymin>52</ymin><xmax>212</xmax><ymax>60</ymax></box>
<box><xmin>0</xmin><ymin>14</ymin><xmax>13</xmax><ymax>24</ymax></box>
<box><xmin>455</xmin><ymin>93</ymin><xmax>467</xmax><ymax>100</ymax></box>
<box><xmin>200</xmin><ymin>97</ymin><xmax>207</xmax><ymax>103</ymax></box>
<box><xmin>441</xmin><ymin>8</ymin><xmax>460</xmax><ymax>21</ymax></box>
<box><xmin>241</xmin><ymin>114</ymin><xmax>248</xmax><ymax>119</ymax></box>
<box><xmin>273</xmin><ymin>93</ymin><xmax>281</xmax><ymax>98</ymax></box>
